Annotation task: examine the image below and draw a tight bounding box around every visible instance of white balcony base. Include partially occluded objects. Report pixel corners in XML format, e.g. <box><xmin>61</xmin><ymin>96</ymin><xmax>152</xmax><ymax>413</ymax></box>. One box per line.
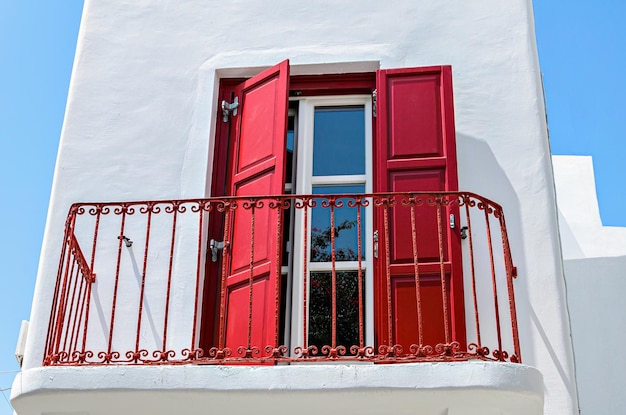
<box><xmin>12</xmin><ymin>361</ymin><xmax>543</xmax><ymax>415</ymax></box>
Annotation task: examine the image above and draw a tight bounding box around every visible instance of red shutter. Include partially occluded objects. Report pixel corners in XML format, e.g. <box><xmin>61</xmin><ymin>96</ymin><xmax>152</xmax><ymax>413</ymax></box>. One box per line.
<box><xmin>374</xmin><ymin>66</ymin><xmax>466</xmax><ymax>352</ymax></box>
<box><xmin>223</xmin><ymin>60</ymin><xmax>290</xmax><ymax>356</ymax></box>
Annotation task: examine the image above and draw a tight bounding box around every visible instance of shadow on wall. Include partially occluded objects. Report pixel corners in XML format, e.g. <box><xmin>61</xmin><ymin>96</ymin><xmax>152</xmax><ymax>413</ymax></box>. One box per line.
<box><xmin>456</xmin><ymin>133</ymin><xmax>530</xmax><ymax>360</ymax></box>
<box><xmin>564</xmin><ymin>255</ymin><xmax>626</xmax><ymax>415</ymax></box>
<box><xmin>455</xmin><ymin>134</ymin><xmax>520</xmax><ymax>361</ymax></box>
<box><xmin>457</xmin><ymin>132</ymin><xmax>578</xmax><ymax>404</ymax></box>
<box><xmin>556</xmin><ymin>209</ymin><xmax>584</xmax><ymax>260</ymax></box>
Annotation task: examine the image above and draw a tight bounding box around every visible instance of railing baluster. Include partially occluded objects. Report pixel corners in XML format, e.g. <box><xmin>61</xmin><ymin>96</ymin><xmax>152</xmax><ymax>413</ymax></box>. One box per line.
<box><xmin>65</xmin><ymin>260</ymin><xmax>83</xmax><ymax>356</ymax></box>
<box><xmin>61</xmin><ymin>251</ymin><xmax>79</xmax><ymax>353</ymax></box>
<box><xmin>383</xmin><ymin>198</ymin><xmax>393</xmax><ymax>350</ymax></box>
<box><xmin>356</xmin><ymin>198</ymin><xmax>364</xmax><ymax>350</ymax></box>
<box><xmin>302</xmin><ymin>200</ymin><xmax>309</xmax><ymax>353</ymax></box>
<box><xmin>190</xmin><ymin>201</ymin><xmax>207</xmax><ymax>355</ymax></box>
<box><xmin>409</xmin><ymin>200</ymin><xmax>424</xmax><ymax>347</ymax></box>
<box><xmin>273</xmin><ymin>199</ymin><xmax>283</xmax><ymax>353</ymax></box>
<box><xmin>162</xmin><ymin>203</ymin><xmax>178</xmax><ymax>356</ymax></box>
<box><xmin>329</xmin><ymin>197</ymin><xmax>337</xmax><ymax>351</ymax></box>
<box><xmin>246</xmin><ymin>201</ymin><xmax>256</xmax><ymax>355</ymax></box>
<box><xmin>498</xmin><ymin>212</ymin><xmax>522</xmax><ymax>362</ymax></box>
<box><xmin>108</xmin><ymin>206</ymin><xmax>127</xmax><ymax>359</ymax></box>
<box><xmin>135</xmin><ymin>203</ymin><xmax>153</xmax><ymax>360</ymax></box>
<box><xmin>46</xmin><ymin>210</ymin><xmax>77</xmax><ymax>362</ymax></box>
<box><xmin>435</xmin><ymin>197</ymin><xmax>450</xmax><ymax>344</ymax></box>
<box><xmin>52</xmin><ymin>222</ymin><xmax>78</xmax><ymax>361</ymax></box>
<box><xmin>71</xmin><ymin>274</ymin><xmax>88</xmax><ymax>358</ymax></box>
<box><xmin>81</xmin><ymin>207</ymin><xmax>101</xmax><ymax>358</ymax></box>
<box><xmin>217</xmin><ymin>204</ymin><xmax>232</xmax><ymax>352</ymax></box>
<box><xmin>464</xmin><ymin>197</ymin><xmax>481</xmax><ymax>347</ymax></box>
<box><xmin>483</xmin><ymin>204</ymin><xmax>503</xmax><ymax>360</ymax></box>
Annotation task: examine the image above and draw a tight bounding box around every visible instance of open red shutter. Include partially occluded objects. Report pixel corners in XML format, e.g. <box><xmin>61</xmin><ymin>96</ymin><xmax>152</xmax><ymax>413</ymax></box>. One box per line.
<box><xmin>223</xmin><ymin>60</ymin><xmax>289</xmax><ymax>356</ymax></box>
<box><xmin>374</xmin><ymin>65</ymin><xmax>466</xmax><ymax>352</ymax></box>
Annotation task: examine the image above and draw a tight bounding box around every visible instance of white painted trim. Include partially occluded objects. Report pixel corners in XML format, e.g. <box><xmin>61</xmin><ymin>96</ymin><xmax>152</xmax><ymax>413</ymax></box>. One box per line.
<box><xmin>311</xmin><ymin>175</ymin><xmax>367</xmax><ymax>185</ymax></box>
<box><xmin>290</xmin><ymin>95</ymin><xmax>374</xmax><ymax>351</ymax></box>
<box><xmin>308</xmin><ymin>261</ymin><xmax>367</xmax><ymax>272</ymax></box>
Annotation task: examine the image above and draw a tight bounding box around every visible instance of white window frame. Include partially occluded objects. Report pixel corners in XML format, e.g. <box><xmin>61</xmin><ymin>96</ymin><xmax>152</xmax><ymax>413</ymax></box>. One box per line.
<box><xmin>289</xmin><ymin>95</ymin><xmax>375</xmax><ymax>352</ymax></box>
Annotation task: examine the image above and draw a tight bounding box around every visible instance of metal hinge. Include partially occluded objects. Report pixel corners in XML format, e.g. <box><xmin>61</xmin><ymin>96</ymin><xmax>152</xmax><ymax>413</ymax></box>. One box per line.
<box><xmin>209</xmin><ymin>239</ymin><xmax>225</xmax><ymax>262</ymax></box>
<box><xmin>221</xmin><ymin>97</ymin><xmax>239</xmax><ymax>122</ymax></box>
<box><xmin>372</xmin><ymin>89</ymin><xmax>377</xmax><ymax>118</ymax></box>
<box><xmin>373</xmin><ymin>230</ymin><xmax>379</xmax><ymax>258</ymax></box>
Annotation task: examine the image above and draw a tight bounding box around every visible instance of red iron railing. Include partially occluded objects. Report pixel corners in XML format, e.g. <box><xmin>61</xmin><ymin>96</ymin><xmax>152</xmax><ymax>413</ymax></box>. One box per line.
<box><xmin>44</xmin><ymin>192</ymin><xmax>520</xmax><ymax>365</ymax></box>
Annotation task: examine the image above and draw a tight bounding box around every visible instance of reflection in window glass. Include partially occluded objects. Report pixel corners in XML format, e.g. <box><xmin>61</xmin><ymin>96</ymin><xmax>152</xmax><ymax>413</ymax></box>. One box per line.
<box><xmin>308</xmin><ymin>270</ymin><xmax>364</xmax><ymax>351</ymax></box>
<box><xmin>311</xmin><ymin>185</ymin><xmax>365</xmax><ymax>262</ymax></box>
<box><xmin>313</xmin><ymin>106</ymin><xmax>365</xmax><ymax>176</ymax></box>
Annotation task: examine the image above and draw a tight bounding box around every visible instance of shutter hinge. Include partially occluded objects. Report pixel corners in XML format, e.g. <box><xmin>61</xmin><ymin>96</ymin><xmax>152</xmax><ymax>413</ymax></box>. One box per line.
<box><xmin>221</xmin><ymin>97</ymin><xmax>239</xmax><ymax>122</ymax></box>
<box><xmin>209</xmin><ymin>239</ymin><xmax>226</xmax><ymax>262</ymax></box>
<box><xmin>373</xmin><ymin>230</ymin><xmax>379</xmax><ymax>258</ymax></box>
<box><xmin>372</xmin><ymin>89</ymin><xmax>377</xmax><ymax>118</ymax></box>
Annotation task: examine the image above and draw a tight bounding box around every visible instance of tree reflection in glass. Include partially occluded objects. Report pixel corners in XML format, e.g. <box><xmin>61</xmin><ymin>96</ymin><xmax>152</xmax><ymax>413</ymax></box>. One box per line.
<box><xmin>308</xmin><ymin>190</ymin><xmax>365</xmax><ymax>352</ymax></box>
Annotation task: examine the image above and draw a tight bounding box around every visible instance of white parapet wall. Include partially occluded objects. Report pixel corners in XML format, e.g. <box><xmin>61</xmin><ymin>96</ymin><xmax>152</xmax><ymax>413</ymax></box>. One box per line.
<box><xmin>553</xmin><ymin>155</ymin><xmax>626</xmax><ymax>259</ymax></box>
<box><xmin>12</xmin><ymin>362</ymin><xmax>544</xmax><ymax>415</ymax></box>
<box><xmin>553</xmin><ymin>155</ymin><xmax>626</xmax><ymax>415</ymax></box>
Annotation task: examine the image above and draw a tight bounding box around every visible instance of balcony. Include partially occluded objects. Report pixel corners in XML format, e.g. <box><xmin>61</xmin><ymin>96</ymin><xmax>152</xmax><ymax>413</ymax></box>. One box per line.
<box><xmin>10</xmin><ymin>191</ymin><xmax>547</xmax><ymax>415</ymax></box>
<box><xmin>43</xmin><ymin>191</ymin><xmax>521</xmax><ymax>366</ymax></box>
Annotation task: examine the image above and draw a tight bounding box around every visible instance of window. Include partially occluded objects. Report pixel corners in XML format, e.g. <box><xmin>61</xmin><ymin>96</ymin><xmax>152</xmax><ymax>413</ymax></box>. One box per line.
<box><xmin>201</xmin><ymin>60</ymin><xmax>466</xmax><ymax>356</ymax></box>
<box><xmin>291</xmin><ymin>96</ymin><xmax>374</xmax><ymax>351</ymax></box>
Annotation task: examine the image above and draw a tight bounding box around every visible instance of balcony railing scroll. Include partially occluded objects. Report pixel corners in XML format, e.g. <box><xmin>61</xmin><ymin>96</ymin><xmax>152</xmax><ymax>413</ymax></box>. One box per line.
<box><xmin>44</xmin><ymin>192</ymin><xmax>521</xmax><ymax>366</ymax></box>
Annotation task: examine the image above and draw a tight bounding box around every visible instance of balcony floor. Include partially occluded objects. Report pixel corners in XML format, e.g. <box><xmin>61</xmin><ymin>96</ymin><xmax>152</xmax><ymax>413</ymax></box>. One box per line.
<box><xmin>12</xmin><ymin>361</ymin><xmax>543</xmax><ymax>415</ymax></box>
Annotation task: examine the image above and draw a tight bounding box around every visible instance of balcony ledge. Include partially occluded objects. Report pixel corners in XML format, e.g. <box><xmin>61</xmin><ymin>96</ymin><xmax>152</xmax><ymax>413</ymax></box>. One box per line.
<box><xmin>12</xmin><ymin>361</ymin><xmax>543</xmax><ymax>415</ymax></box>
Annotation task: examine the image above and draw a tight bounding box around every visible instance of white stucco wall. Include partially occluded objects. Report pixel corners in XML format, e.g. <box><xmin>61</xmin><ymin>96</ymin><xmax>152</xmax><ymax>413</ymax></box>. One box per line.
<box><xmin>562</xmin><ymin>255</ymin><xmax>626</xmax><ymax>415</ymax></box>
<box><xmin>552</xmin><ymin>155</ymin><xmax>626</xmax><ymax>414</ymax></box>
<box><xmin>17</xmin><ymin>1</ymin><xmax>578</xmax><ymax>414</ymax></box>
<box><xmin>553</xmin><ymin>155</ymin><xmax>626</xmax><ymax>259</ymax></box>
<box><xmin>12</xmin><ymin>362</ymin><xmax>544</xmax><ymax>415</ymax></box>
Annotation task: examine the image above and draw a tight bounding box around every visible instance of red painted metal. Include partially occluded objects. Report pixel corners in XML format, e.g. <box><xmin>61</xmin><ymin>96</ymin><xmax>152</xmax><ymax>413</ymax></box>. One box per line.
<box><xmin>463</xmin><ymin>196</ymin><xmax>482</xmax><ymax>347</ymax></box>
<box><xmin>355</xmin><ymin>198</ymin><xmax>365</xmax><ymax>351</ymax></box>
<box><xmin>435</xmin><ymin>201</ymin><xmax>450</xmax><ymax>344</ymax></box>
<box><xmin>135</xmin><ymin>204</ymin><xmax>152</xmax><ymax>360</ymax></box>
<box><xmin>107</xmin><ymin>206</ymin><xmax>127</xmax><ymax>362</ymax></box>
<box><xmin>408</xmin><ymin>200</ymin><xmax>424</xmax><ymax>346</ymax></box>
<box><xmin>44</xmin><ymin>191</ymin><xmax>521</xmax><ymax>366</ymax></box>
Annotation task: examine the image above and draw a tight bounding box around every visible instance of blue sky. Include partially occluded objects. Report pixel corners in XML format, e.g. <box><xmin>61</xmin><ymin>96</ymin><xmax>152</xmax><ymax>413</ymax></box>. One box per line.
<box><xmin>0</xmin><ymin>1</ymin><xmax>624</xmax><ymax>413</ymax></box>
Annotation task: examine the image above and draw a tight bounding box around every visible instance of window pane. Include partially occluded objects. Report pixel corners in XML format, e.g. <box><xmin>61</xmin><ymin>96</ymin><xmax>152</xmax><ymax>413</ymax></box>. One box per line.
<box><xmin>311</xmin><ymin>185</ymin><xmax>365</xmax><ymax>262</ymax></box>
<box><xmin>313</xmin><ymin>106</ymin><xmax>365</xmax><ymax>176</ymax></box>
<box><xmin>308</xmin><ymin>270</ymin><xmax>364</xmax><ymax>351</ymax></box>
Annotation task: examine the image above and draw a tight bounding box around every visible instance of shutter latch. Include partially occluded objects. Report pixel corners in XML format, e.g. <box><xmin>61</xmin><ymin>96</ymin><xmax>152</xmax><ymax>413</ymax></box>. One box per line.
<box><xmin>221</xmin><ymin>97</ymin><xmax>239</xmax><ymax>122</ymax></box>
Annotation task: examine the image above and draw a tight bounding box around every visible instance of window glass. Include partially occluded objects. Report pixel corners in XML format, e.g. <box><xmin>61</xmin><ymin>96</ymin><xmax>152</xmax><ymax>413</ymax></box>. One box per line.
<box><xmin>311</xmin><ymin>184</ymin><xmax>366</xmax><ymax>262</ymax></box>
<box><xmin>308</xmin><ymin>270</ymin><xmax>364</xmax><ymax>350</ymax></box>
<box><xmin>313</xmin><ymin>106</ymin><xmax>365</xmax><ymax>176</ymax></box>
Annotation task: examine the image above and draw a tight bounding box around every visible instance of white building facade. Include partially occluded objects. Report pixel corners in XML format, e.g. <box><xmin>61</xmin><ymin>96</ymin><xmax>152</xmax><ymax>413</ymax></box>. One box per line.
<box><xmin>553</xmin><ymin>155</ymin><xmax>626</xmax><ymax>415</ymax></box>
<box><xmin>12</xmin><ymin>1</ymin><xmax>579</xmax><ymax>414</ymax></box>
